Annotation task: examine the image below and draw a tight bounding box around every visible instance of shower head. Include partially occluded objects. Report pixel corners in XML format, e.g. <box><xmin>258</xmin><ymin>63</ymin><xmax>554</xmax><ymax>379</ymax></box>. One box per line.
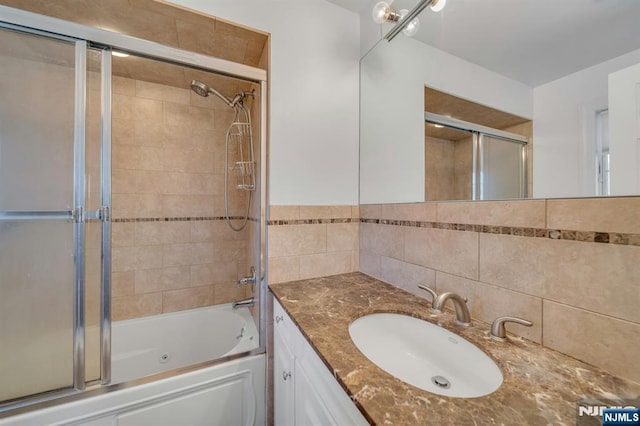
<box><xmin>190</xmin><ymin>80</ymin><xmax>210</xmax><ymax>97</ymax></box>
<box><xmin>190</xmin><ymin>79</ymin><xmax>235</xmax><ymax>107</ymax></box>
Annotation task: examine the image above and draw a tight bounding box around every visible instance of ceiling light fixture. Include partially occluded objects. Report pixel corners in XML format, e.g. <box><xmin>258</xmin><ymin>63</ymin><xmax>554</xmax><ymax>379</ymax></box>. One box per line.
<box><xmin>429</xmin><ymin>0</ymin><xmax>447</xmax><ymax>13</ymax></box>
<box><xmin>399</xmin><ymin>9</ymin><xmax>421</xmax><ymax>37</ymax></box>
<box><xmin>375</xmin><ymin>0</ymin><xmax>447</xmax><ymax>42</ymax></box>
<box><xmin>372</xmin><ymin>1</ymin><xmax>400</xmax><ymax>24</ymax></box>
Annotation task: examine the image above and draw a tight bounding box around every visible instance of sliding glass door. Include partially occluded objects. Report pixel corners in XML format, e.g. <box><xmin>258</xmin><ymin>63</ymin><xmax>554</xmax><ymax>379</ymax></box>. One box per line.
<box><xmin>0</xmin><ymin>25</ymin><xmax>110</xmax><ymax>403</ymax></box>
<box><xmin>477</xmin><ymin>134</ymin><xmax>527</xmax><ymax>200</ymax></box>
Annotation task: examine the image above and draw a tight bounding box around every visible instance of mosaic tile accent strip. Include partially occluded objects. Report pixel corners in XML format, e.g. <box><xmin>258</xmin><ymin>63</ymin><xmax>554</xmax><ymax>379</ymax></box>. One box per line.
<box><xmin>113</xmin><ymin>216</ymin><xmax>249</xmax><ymax>223</ymax></box>
<box><xmin>267</xmin><ymin>218</ymin><xmax>355</xmax><ymax>226</ymax></box>
<box><xmin>358</xmin><ymin>218</ymin><xmax>640</xmax><ymax>247</ymax></box>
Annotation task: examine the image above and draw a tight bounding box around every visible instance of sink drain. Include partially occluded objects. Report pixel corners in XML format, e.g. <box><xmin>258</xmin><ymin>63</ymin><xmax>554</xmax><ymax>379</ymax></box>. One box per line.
<box><xmin>431</xmin><ymin>376</ymin><xmax>451</xmax><ymax>389</ymax></box>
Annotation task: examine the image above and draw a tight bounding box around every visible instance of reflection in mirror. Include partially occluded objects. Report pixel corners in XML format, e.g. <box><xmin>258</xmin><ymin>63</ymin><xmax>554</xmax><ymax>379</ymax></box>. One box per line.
<box><xmin>424</xmin><ymin>87</ymin><xmax>531</xmax><ymax>201</ymax></box>
<box><xmin>359</xmin><ymin>1</ymin><xmax>640</xmax><ymax>203</ymax></box>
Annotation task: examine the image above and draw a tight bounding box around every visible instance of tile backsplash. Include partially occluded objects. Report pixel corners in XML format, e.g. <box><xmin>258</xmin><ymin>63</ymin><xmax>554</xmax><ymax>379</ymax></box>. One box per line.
<box><xmin>267</xmin><ymin>205</ymin><xmax>360</xmax><ymax>284</ymax></box>
<box><xmin>359</xmin><ymin>198</ymin><xmax>640</xmax><ymax>384</ymax></box>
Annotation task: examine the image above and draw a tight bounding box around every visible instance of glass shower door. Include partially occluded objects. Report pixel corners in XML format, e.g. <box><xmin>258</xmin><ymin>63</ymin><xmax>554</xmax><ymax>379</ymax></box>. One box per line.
<box><xmin>478</xmin><ymin>134</ymin><xmax>527</xmax><ymax>200</ymax></box>
<box><xmin>0</xmin><ymin>26</ymin><xmax>105</xmax><ymax>403</ymax></box>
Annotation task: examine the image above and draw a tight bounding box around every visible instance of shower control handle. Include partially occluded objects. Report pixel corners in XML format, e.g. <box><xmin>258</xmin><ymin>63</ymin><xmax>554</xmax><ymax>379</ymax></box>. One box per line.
<box><xmin>237</xmin><ymin>266</ymin><xmax>256</xmax><ymax>287</ymax></box>
<box><xmin>282</xmin><ymin>371</ymin><xmax>291</xmax><ymax>381</ymax></box>
<box><xmin>275</xmin><ymin>316</ymin><xmax>283</xmax><ymax>324</ymax></box>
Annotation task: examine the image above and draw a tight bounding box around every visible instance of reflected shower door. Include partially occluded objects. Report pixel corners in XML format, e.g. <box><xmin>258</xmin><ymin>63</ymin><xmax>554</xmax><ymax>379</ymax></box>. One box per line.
<box><xmin>478</xmin><ymin>134</ymin><xmax>527</xmax><ymax>200</ymax></box>
<box><xmin>0</xmin><ymin>26</ymin><xmax>106</xmax><ymax>403</ymax></box>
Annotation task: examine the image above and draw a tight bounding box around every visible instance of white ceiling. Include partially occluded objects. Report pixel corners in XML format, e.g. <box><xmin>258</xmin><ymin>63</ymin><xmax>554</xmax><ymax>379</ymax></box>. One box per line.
<box><xmin>328</xmin><ymin>0</ymin><xmax>640</xmax><ymax>87</ymax></box>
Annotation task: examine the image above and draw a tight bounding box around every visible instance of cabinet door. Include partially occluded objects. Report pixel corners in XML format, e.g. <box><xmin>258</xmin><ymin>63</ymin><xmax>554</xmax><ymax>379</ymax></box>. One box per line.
<box><xmin>273</xmin><ymin>327</ymin><xmax>295</xmax><ymax>426</ymax></box>
<box><xmin>294</xmin><ymin>363</ymin><xmax>339</xmax><ymax>426</ymax></box>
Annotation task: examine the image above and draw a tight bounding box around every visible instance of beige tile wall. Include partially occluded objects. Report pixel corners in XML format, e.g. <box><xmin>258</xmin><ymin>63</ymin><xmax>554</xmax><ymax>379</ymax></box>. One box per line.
<box><xmin>268</xmin><ymin>206</ymin><xmax>359</xmax><ymax>284</ymax></box>
<box><xmin>425</xmin><ymin>136</ymin><xmax>455</xmax><ymax>201</ymax></box>
<box><xmin>453</xmin><ymin>137</ymin><xmax>473</xmax><ymax>200</ymax></box>
<box><xmin>359</xmin><ymin>198</ymin><xmax>640</xmax><ymax>384</ymax></box>
<box><xmin>111</xmin><ymin>76</ymin><xmax>252</xmax><ymax>320</ymax></box>
<box><xmin>0</xmin><ymin>0</ymin><xmax>268</xmax><ymax>69</ymax></box>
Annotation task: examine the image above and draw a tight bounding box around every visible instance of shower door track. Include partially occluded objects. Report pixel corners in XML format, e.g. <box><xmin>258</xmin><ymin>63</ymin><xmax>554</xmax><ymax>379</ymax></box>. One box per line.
<box><xmin>425</xmin><ymin>112</ymin><xmax>529</xmax><ymax>143</ymax></box>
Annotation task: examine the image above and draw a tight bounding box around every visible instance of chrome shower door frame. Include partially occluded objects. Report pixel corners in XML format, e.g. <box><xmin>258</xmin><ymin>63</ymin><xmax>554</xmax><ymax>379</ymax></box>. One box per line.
<box><xmin>98</xmin><ymin>46</ymin><xmax>113</xmax><ymax>387</ymax></box>
<box><xmin>72</xmin><ymin>36</ymin><xmax>88</xmax><ymax>393</ymax></box>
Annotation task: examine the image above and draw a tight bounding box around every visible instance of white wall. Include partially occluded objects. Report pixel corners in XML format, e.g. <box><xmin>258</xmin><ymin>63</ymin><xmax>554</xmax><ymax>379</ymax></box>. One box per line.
<box><xmin>166</xmin><ymin>0</ymin><xmax>361</xmax><ymax>205</ymax></box>
<box><xmin>608</xmin><ymin>61</ymin><xmax>640</xmax><ymax>196</ymax></box>
<box><xmin>533</xmin><ymin>48</ymin><xmax>640</xmax><ymax>198</ymax></box>
<box><xmin>358</xmin><ymin>0</ymin><xmax>382</xmax><ymax>57</ymax></box>
<box><xmin>360</xmin><ymin>36</ymin><xmax>533</xmax><ymax>204</ymax></box>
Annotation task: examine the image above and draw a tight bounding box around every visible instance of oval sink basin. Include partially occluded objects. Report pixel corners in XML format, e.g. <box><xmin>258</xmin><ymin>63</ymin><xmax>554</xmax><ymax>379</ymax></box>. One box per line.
<box><xmin>349</xmin><ymin>313</ymin><xmax>503</xmax><ymax>398</ymax></box>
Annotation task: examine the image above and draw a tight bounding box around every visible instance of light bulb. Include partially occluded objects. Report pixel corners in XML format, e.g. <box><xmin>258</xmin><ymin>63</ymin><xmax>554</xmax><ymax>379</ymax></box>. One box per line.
<box><xmin>430</xmin><ymin>0</ymin><xmax>447</xmax><ymax>13</ymax></box>
<box><xmin>372</xmin><ymin>1</ymin><xmax>392</xmax><ymax>24</ymax></box>
<box><xmin>402</xmin><ymin>17</ymin><xmax>420</xmax><ymax>36</ymax></box>
<box><xmin>399</xmin><ymin>9</ymin><xmax>420</xmax><ymax>37</ymax></box>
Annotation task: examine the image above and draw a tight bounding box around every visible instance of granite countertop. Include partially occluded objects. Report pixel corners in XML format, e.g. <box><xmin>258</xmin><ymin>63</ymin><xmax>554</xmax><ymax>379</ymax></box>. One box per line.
<box><xmin>269</xmin><ymin>272</ymin><xmax>640</xmax><ymax>425</ymax></box>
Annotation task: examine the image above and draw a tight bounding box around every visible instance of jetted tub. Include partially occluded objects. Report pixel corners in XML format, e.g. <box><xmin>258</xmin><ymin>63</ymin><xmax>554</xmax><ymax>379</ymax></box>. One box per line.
<box><xmin>111</xmin><ymin>303</ymin><xmax>259</xmax><ymax>383</ymax></box>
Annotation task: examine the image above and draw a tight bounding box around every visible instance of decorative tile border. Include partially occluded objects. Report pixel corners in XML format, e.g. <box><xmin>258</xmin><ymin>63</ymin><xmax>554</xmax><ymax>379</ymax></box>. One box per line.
<box><xmin>113</xmin><ymin>216</ymin><xmax>249</xmax><ymax>223</ymax></box>
<box><xmin>360</xmin><ymin>218</ymin><xmax>640</xmax><ymax>247</ymax></box>
<box><xmin>267</xmin><ymin>218</ymin><xmax>355</xmax><ymax>226</ymax></box>
<box><xmin>265</xmin><ymin>216</ymin><xmax>640</xmax><ymax>246</ymax></box>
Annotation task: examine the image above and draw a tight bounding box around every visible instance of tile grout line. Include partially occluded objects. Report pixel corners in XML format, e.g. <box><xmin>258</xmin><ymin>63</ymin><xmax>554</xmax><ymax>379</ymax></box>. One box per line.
<box><xmin>543</xmin><ymin>299</ymin><xmax>640</xmax><ymax>326</ymax></box>
<box><xmin>541</xmin><ymin>297</ymin><xmax>544</xmax><ymax>345</ymax></box>
<box><xmin>477</xmin><ymin>227</ymin><xmax>481</xmax><ymax>282</ymax></box>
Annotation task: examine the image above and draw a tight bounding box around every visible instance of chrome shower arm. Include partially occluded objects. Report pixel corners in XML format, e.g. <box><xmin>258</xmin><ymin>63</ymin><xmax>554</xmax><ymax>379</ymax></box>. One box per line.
<box><xmin>208</xmin><ymin>86</ymin><xmax>234</xmax><ymax>107</ymax></box>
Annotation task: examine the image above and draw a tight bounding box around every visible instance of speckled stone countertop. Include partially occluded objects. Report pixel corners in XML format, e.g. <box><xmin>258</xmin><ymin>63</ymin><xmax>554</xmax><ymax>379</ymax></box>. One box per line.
<box><xmin>270</xmin><ymin>272</ymin><xmax>640</xmax><ymax>426</ymax></box>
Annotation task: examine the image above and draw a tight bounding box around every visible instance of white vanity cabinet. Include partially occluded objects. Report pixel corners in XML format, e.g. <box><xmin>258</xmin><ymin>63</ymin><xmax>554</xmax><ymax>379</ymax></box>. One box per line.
<box><xmin>273</xmin><ymin>300</ymin><xmax>369</xmax><ymax>426</ymax></box>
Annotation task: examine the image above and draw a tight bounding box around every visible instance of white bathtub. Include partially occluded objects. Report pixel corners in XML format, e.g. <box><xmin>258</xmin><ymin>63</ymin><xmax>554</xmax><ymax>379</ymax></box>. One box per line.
<box><xmin>111</xmin><ymin>304</ymin><xmax>259</xmax><ymax>383</ymax></box>
<box><xmin>0</xmin><ymin>304</ymin><xmax>264</xmax><ymax>426</ymax></box>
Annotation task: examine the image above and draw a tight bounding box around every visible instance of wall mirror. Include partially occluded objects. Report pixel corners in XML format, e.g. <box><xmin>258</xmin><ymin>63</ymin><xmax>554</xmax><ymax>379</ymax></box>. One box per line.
<box><xmin>359</xmin><ymin>0</ymin><xmax>640</xmax><ymax>204</ymax></box>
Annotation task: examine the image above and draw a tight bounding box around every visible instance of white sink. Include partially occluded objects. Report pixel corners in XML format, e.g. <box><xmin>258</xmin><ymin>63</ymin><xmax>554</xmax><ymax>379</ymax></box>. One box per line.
<box><xmin>348</xmin><ymin>313</ymin><xmax>503</xmax><ymax>398</ymax></box>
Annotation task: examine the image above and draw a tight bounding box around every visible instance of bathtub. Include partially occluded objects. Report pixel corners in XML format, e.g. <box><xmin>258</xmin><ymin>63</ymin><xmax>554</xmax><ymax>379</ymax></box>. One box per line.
<box><xmin>111</xmin><ymin>304</ymin><xmax>259</xmax><ymax>383</ymax></box>
<box><xmin>0</xmin><ymin>304</ymin><xmax>264</xmax><ymax>426</ymax></box>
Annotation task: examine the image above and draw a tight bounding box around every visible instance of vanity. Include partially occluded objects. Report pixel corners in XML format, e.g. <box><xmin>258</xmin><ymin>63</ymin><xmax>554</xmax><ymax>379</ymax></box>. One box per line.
<box><xmin>270</xmin><ymin>272</ymin><xmax>640</xmax><ymax>425</ymax></box>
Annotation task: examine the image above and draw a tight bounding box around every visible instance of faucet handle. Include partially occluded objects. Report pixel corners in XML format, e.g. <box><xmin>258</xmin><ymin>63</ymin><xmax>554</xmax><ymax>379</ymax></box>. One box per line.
<box><xmin>417</xmin><ymin>285</ymin><xmax>438</xmax><ymax>304</ymax></box>
<box><xmin>490</xmin><ymin>316</ymin><xmax>533</xmax><ymax>341</ymax></box>
<box><xmin>237</xmin><ymin>266</ymin><xmax>257</xmax><ymax>288</ymax></box>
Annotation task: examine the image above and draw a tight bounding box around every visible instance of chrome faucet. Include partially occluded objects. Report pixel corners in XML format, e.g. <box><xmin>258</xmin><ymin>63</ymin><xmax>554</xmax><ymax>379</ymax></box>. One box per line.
<box><xmin>490</xmin><ymin>316</ymin><xmax>533</xmax><ymax>341</ymax></box>
<box><xmin>232</xmin><ymin>297</ymin><xmax>255</xmax><ymax>310</ymax></box>
<box><xmin>431</xmin><ymin>292</ymin><xmax>472</xmax><ymax>326</ymax></box>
